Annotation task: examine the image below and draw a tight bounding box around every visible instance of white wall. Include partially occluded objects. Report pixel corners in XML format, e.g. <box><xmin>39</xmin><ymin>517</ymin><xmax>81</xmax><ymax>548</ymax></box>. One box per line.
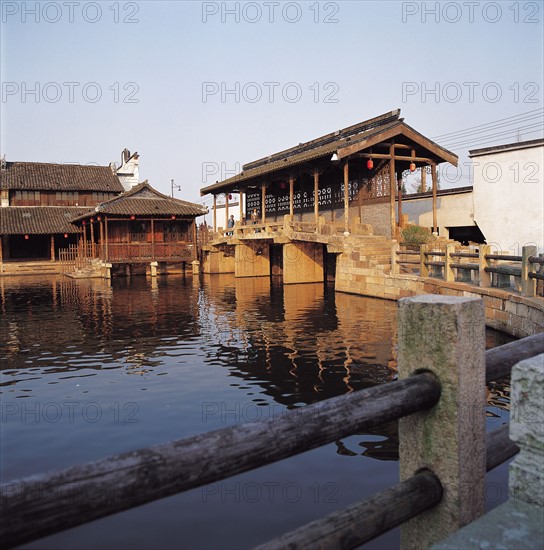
<box><xmin>472</xmin><ymin>144</ymin><xmax>544</xmax><ymax>254</ymax></box>
<box><xmin>117</xmin><ymin>153</ymin><xmax>140</xmax><ymax>191</ymax></box>
<box><xmin>401</xmin><ymin>190</ymin><xmax>475</xmax><ymax>238</ymax></box>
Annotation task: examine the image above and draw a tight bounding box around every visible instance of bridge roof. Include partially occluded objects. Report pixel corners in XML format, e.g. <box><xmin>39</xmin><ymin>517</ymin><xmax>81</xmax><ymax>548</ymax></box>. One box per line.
<box><xmin>200</xmin><ymin>109</ymin><xmax>457</xmax><ymax>195</ymax></box>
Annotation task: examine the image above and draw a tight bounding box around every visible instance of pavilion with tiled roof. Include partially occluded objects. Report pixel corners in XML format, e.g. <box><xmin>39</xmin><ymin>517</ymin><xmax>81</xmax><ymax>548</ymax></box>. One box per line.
<box><xmin>72</xmin><ymin>181</ymin><xmax>207</xmax><ymax>265</ymax></box>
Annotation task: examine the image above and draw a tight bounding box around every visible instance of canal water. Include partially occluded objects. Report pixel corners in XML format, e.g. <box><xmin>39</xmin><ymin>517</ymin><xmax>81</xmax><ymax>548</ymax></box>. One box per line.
<box><xmin>0</xmin><ymin>274</ymin><xmax>513</xmax><ymax>549</ymax></box>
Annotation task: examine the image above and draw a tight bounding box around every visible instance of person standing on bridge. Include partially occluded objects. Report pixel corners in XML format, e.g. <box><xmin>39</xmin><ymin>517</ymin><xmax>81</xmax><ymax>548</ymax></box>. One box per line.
<box><xmin>227</xmin><ymin>214</ymin><xmax>235</xmax><ymax>236</ymax></box>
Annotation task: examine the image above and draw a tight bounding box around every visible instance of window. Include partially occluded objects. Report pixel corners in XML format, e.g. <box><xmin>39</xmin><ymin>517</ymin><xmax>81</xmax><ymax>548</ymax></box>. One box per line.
<box><xmin>55</xmin><ymin>191</ymin><xmax>79</xmax><ymax>206</ymax></box>
<box><xmin>12</xmin><ymin>190</ymin><xmax>41</xmax><ymax>205</ymax></box>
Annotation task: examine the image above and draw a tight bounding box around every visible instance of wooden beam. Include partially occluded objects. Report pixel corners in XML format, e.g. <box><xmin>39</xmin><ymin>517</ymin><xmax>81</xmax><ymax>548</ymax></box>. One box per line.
<box><xmin>99</xmin><ymin>219</ymin><xmax>104</xmax><ymax>260</ymax></box>
<box><xmin>343</xmin><ymin>161</ymin><xmax>349</xmax><ymax>233</ymax></box>
<box><xmin>314</xmin><ymin>169</ymin><xmax>319</xmax><ymax>225</ymax></box>
<box><xmin>337</xmin><ymin>122</ymin><xmax>458</xmax><ymax>166</ymax></box>
<box><xmin>289</xmin><ymin>174</ymin><xmax>294</xmax><ymax>218</ymax></box>
<box><xmin>150</xmin><ymin>219</ymin><xmax>155</xmax><ymax>262</ymax></box>
<box><xmin>389</xmin><ymin>142</ymin><xmax>396</xmax><ymax>238</ymax></box>
<box><xmin>213</xmin><ymin>195</ymin><xmax>217</xmax><ymax>232</ymax></box>
<box><xmin>431</xmin><ymin>163</ymin><xmax>438</xmax><ymax>234</ymax></box>
<box><xmin>90</xmin><ymin>222</ymin><xmax>95</xmax><ymax>257</ymax></box>
<box><xmin>397</xmin><ymin>176</ymin><xmax>403</xmax><ymax>229</ymax></box>
<box><xmin>354</xmin><ymin>152</ymin><xmax>437</xmax><ymax>164</ymax></box>
<box><xmin>104</xmin><ymin>216</ymin><xmax>109</xmax><ymax>262</ymax></box>
<box><xmin>261</xmin><ymin>184</ymin><xmax>266</xmax><ymax>223</ymax></box>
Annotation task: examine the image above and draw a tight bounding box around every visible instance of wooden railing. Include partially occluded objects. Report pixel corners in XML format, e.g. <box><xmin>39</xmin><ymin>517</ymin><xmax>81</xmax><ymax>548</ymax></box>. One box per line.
<box><xmin>58</xmin><ymin>243</ymin><xmax>95</xmax><ymax>273</ymax></box>
<box><xmin>1</xmin><ymin>297</ymin><xmax>542</xmax><ymax>549</ymax></box>
<box><xmin>105</xmin><ymin>243</ymin><xmax>195</xmax><ymax>262</ymax></box>
<box><xmin>394</xmin><ymin>244</ymin><xmax>544</xmax><ymax>297</ymax></box>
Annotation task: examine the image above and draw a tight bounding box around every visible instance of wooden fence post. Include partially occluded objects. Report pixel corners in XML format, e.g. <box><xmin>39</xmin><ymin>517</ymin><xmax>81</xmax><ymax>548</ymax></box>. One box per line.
<box><xmin>478</xmin><ymin>244</ymin><xmax>491</xmax><ymax>288</ymax></box>
<box><xmin>444</xmin><ymin>243</ymin><xmax>455</xmax><ymax>282</ymax></box>
<box><xmin>521</xmin><ymin>245</ymin><xmax>538</xmax><ymax>297</ymax></box>
<box><xmin>392</xmin><ymin>241</ymin><xmax>400</xmax><ymax>275</ymax></box>
<box><xmin>398</xmin><ymin>295</ymin><xmax>486</xmax><ymax>549</ymax></box>
<box><xmin>420</xmin><ymin>244</ymin><xmax>428</xmax><ymax>277</ymax></box>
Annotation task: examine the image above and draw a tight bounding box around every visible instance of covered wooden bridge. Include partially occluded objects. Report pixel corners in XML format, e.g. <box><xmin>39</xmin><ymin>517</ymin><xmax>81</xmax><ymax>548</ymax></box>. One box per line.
<box><xmin>199</xmin><ymin>109</ymin><xmax>458</xmax><ymax>283</ymax></box>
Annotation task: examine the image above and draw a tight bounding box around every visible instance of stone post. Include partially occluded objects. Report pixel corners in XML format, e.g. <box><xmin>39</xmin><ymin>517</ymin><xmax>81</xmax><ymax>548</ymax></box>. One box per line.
<box><xmin>150</xmin><ymin>261</ymin><xmax>158</xmax><ymax>277</ymax></box>
<box><xmin>191</xmin><ymin>260</ymin><xmax>200</xmax><ymax>275</ymax></box>
<box><xmin>521</xmin><ymin>245</ymin><xmax>538</xmax><ymax>298</ymax></box>
<box><xmin>509</xmin><ymin>353</ymin><xmax>543</xmax><ymax>506</ymax></box>
<box><xmin>398</xmin><ymin>295</ymin><xmax>486</xmax><ymax>550</ymax></box>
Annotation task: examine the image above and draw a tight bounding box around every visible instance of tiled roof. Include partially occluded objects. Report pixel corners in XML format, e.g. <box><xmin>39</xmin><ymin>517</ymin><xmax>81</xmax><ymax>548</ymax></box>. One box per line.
<box><xmin>0</xmin><ymin>162</ymin><xmax>125</xmax><ymax>192</ymax></box>
<box><xmin>200</xmin><ymin>109</ymin><xmax>458</xmax><ymax>195</ymax></box>
<box><xmin>469</xmin><ymin>138</ymin><xmax>544</xmax><ymax>157</ymax></box>
<box><xmin>0</xmin><ymin>207</ymin><xmax>89</xmax><ymax>235</ymax></box>
<box><xmin>200</xmin><ymin>110</ymin><xmax>402</xmax><ymax>194</ymax></box>
<box><xmin>73</xmin><ymin>181</ymin><xmax>207</xmax><ymax>220</ymax></box>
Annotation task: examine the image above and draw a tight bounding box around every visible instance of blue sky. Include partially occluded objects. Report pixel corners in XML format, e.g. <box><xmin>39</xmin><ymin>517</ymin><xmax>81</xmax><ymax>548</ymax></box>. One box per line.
<box><xmin>1</xmin><ymin>1</ymin><xmax>543</xmax><ymax>206</ymax></box>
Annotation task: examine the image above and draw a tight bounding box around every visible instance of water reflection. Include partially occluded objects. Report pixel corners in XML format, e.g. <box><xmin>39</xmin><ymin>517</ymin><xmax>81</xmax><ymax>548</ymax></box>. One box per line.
<box><xmin>0</xmin><ymin>274</ymin><xmax>515</xmax><ymax>549</ymax></box>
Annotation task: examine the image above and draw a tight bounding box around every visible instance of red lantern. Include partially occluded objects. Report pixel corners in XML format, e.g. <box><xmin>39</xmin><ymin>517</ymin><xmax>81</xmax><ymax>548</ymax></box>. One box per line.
<box><xmin>130</xmin><ymin>215</ymin><xmax>136</xmax><ymax>220</ymax></box>
<box><xmin>82</xmin><ymin>220</ymin><xmax>86</xmax><ymax>226</ymax></box>
<box><xmin>171</xmin><ymin>215</ymin><xmax>176</xmax><ymax>220</ymax></box>
<box><xmin>367</xmin><ymin>158</ymin><xmax>374</xmax><ymax>170</ymax></box>
<box><xmin>64</xmin><ymin>233</ymin><xmax>68</xmax><ymax>238</ymax></box>
<box><xmin>97</xmin><ymin>215</ymin><xmax>101</xmax><ymax>221</ymax></box>
<box><xmin>280</xmin><ymin>182</ymin><xmax>286</xmax><ymax>189</ymax></box>
<box><xmin>24</xmin><ymin>234</ymin><xmax>29</xmax><ymax>240</ymax></box>
<box><xmin>409</xmin><ymin>161</ymin><xmax>416</xmax><ymax>172</ymax></box>
<box><xmin>228</xmin><ymin>194</ymin><xmax>232</xmax><ymax>200</ymax></box>
<box><xmin>90</xmin><ymin>217</ymin><xmax>94</xmax><ymax>223</ymax></box>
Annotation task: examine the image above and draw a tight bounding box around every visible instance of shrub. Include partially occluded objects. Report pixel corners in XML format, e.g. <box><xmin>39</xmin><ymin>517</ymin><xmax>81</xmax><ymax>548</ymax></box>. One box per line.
<box><xmin>401</xmin><ymin>225</ymin><xmax>432</xmax><ymax>245</ymax></box>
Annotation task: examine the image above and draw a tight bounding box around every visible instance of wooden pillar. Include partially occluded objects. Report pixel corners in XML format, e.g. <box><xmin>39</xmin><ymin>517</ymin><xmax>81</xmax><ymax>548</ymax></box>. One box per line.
<box><xmin>192</xmin><ymin>220</ymin><xmax>197</xmax><ymax>259</ymax></box>
<box><xmin>421</xmin><ymin>166</ymin><xmax>427</xmax><ymax>193</ymax></box>
<box><xmin>0</xmin><ymin>236</ymin><xmax>3</xmax><ymax>264</ymax></box>
<box><xmin>357</xmin><ymin>163</ymin><xmax>362</xmax><ymax>222</ymax></box>
<box><xmin>239</xmin><ymin>190</ymin><xmax>244</xmax><ymax>222</ymax></box>
<box><xmin>389</xmin><ymin>142</ymin><xmax>396</xmax><ymax>238</ymax></box>
<box><xmin>431</xmin><ymin>163</ymin><xmax>438</xmax><ymax>234</ymax></box>
<box><xmin>225</xmin><ymin>193</ymin><xmax>229</xmax><ymax>223</ymax></box>
<box><xmin>99</xmin><ymin>218</ymin><xmax>104</xmax><ymax>260</ymax></box>
<box><xmin>397</xmin><ymin>177</ymin><xmax>403</xmax><ymax>229</ymax></box>
<box><xmin>313</xmin><ymin>169</ymin><xmax>319</xmax><ymax>226</ymax></box>
<box><xmin>151</xmin><ymin>219</ymin><xmax>155</xmax><ymax>262</ymax></box>
<box><xmin>104</xmin><ymin>217</ymin><xmax>109</xmax><ymax>262</ymax></box>
<box><xmin>289</xmin><ymin>174</ymin><xmax>294</xmax><ymax>218</ymax></box>
<box><xmin>50</xmin><ymin>235</ymin><xmax>55</xmax><ymax>261</ymax></box>
<box><xmin>213</xmin><ymin>194</ymin><xmax>217</xmax><ymax>232</ymax></box>
<box><xmin>261</xmin><ymin>184</ymin><xmax>266</xmax><ymax>223</ymax></box>
<box><xmin>90</xmin><ymin>221</ymin><xmax>95</xmax><ymax>257</ymax></box>
<box><xmin>343</xmin><ymin>160</ymin><xmax>349</xmax><ymax>233</ymax></box>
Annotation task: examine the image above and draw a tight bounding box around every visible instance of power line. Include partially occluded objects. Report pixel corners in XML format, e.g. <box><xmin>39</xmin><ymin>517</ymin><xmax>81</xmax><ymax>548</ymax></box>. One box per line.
<box><xmin>437</xmin><ymin>113</ymin><xmax>543</xmax><ymax>145</ymax></box>
<box><xmin>432</xmin><ymin>108</ymin><xmax>543</xmax><ymax>140</ymax></box>
<box><xmin>442</xmin><ymin>123</ymin><xmax>544</xmax><ymax>149</ymax></box>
